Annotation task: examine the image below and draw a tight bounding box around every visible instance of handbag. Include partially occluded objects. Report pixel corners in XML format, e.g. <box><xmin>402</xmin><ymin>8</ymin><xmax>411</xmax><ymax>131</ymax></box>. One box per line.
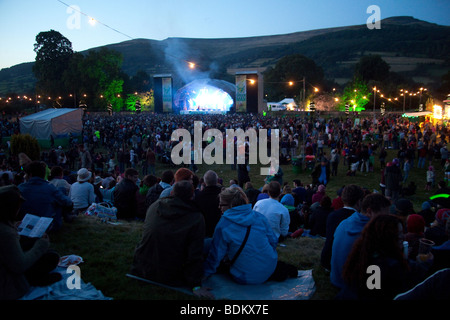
<box><xmin>86</xmin><ymin>202</ymin><xmax>118</xmax><ymax>221</ymax></box>
<box><xmin>217</xmin><ymin>225</ymin><xmax>251</xmax><ymax>274</ymax></box>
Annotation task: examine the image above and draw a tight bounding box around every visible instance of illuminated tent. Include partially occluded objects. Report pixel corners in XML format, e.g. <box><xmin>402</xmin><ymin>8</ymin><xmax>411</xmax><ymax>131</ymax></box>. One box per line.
<box><xmin>174</xmin><ymin>78</ymin><xmax>236</xmax><ymax>113</ymax></box>
<box><xmin>402</xmin><ymin>111</ymin><xmax>432</xmax><ymax>123</ymax></box>
<box><xmin>19</xmin><ymin>108</ymin><xmax>83</xmax><ymax>140</ymax></box>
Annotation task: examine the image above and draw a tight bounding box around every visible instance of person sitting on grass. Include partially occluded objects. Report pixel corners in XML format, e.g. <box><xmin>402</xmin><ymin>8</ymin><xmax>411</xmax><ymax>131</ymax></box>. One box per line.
<box><xmin>130</xmin><ymin>180</ymin><xmax>214</xmax><ymax>299</ymax></box>
<box><xmin>0</xmin><ymin>185</ymin><xmax>62</xmax><ymax>300</ymax></box>
<box><xmin>203</xmin><ymin>187</ymin><xmax>296</xmax><ymax>284</ymax></box>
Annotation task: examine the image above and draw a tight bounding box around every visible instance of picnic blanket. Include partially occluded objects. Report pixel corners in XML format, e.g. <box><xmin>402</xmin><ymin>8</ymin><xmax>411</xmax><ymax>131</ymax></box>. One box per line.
<box><xmin>127</xmin><ymin>269</ymin><xmax>316</xmax><ymax>300</ymax></box>
<box><xmin>20</xmin><ymin>255</ymin><xmax>111</xmax><ymax>300</ymax></box>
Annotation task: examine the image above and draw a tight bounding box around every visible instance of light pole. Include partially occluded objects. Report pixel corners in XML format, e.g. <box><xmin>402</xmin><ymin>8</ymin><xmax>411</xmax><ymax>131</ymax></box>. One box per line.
<box><xmin>402</xmin><ymin>90</ymin><xmax>408</xmax><ymax>113</ymax></box>
<box><xmin>373</xmin><ymin>87</ymin><xmax>376</xmax><ymax>119</ymax></box>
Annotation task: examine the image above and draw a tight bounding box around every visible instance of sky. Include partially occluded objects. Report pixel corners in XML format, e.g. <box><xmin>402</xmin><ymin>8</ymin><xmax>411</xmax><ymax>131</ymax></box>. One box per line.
<box><xmin>0</xmin><ymin>0</ymin><xmax>449</xmax><ymax>70</ymax></box>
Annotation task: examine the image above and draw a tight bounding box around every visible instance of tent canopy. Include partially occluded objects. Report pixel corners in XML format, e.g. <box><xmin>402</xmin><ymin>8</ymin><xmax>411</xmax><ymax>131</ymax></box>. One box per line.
<box><xmin>19</xmin><ymin>108</ymin><xmax>83</xmax><ymax>140</ymax></box>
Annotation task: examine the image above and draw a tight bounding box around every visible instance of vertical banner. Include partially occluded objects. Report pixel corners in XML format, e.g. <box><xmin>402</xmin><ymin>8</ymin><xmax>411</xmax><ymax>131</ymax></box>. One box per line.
<box><xmin>162</xmin><ymin>77</ymin><xmax>172</xmax><ymax>113</ymax></box>
<box><xmin>236</xmin><ymin>75</ymin><xmax>247</xmax><ymax>113</ymax></box>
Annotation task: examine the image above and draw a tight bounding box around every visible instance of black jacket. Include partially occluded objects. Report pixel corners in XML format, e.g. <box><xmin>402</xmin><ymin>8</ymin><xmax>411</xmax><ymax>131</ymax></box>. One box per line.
<box><xmin>385</xmin><ymin>165</ymin><xmax>402</xmax><ymax>190</ymax></box>
<box><xmin>130</xmin><ymin>196</ymin><xmax>205</xmax><ymax>288</ymax></box>
<box><xmin>194</xmin><ymin>185</ymin><xmax>222</xmax><ymax>238</ymax></box>
<box><xmin>113</xmin><ymin>178</ymin><xmax>139</xmax><ymax>219</ymax></box>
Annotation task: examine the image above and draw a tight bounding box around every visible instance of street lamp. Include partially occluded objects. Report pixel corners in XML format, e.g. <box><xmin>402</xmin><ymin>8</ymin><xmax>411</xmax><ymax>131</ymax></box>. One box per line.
<box><xmin>373</xmin><ymin>87</ymin><xmax>377</xmax><ymax>119</ymax></box>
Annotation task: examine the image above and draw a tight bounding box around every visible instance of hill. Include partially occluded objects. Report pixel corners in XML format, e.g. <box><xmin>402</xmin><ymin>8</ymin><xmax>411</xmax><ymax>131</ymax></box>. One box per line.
<box><xmin>1</xmin><ymin>16</ymin><xmax>449</xmax><ymax>95</ymax></box>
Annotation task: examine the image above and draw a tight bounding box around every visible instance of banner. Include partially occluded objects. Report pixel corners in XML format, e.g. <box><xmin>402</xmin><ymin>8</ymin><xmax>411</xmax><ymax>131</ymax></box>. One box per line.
<box><xmin>162</xmin><ymin>77</ymin><xmax>173</xmax><ymax>112</ymax></box>
<box><xmin>236</xmin><ymin>75</ymin><xmax>247</xmax><ymax>113</ymax></box>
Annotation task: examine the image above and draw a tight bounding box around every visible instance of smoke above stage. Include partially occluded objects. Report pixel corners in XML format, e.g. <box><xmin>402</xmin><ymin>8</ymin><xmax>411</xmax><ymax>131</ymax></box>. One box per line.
<box><xmin>174</xmin><ymin>78</ymin><xmax>235</xmax><ymax>114</ymax></box>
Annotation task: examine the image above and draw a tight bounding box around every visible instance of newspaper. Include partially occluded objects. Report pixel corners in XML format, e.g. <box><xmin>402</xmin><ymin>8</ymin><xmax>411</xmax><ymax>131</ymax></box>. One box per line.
<box><xmin>17</xmin><ymin>214</ymin><xmax>53</xmax><ymax>238</ymax></box>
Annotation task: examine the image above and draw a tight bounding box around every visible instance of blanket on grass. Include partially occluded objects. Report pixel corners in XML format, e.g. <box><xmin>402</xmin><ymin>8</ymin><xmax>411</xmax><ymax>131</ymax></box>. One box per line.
<box><xmin>126</xmin><ymin>270</ymin><xmax>316</xmax><ymax>300</ymax></box>
<box><xmin>20</xmin><ymin>263</ymin><xmax>111</xmax><ymax>300</ymax></box>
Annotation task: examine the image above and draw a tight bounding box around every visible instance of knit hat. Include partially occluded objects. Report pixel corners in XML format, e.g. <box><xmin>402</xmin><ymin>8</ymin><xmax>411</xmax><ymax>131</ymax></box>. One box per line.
<box><xmin>421</xmin><ymin>201</ymin><xmax>432</xmax><ymax>210</ymax></box>
<box><xmin>407</xmin><ymin>214</ymin><xmax>425</xmax><ymax>234</ymax></box>
<box><xmin>174</xmin><ymin>168</ymin><xmax>193</xmax><ymax>182</ymax></box>
<box><xmin>392</xmin><ymin>158</ymin><xmax>399</xmax><ymax>166</ymax></box>
<box><xmin>435</xmin><ymin>208</ymin><xmax>450</xmax><ymax>225</ymax></box>
<box><xmin>77</xmin><ymin>168</ymin><xmax>92</xmax><ymax>182</ymax></box>
<box><xmin>280</xmin><ymin>193</ymin><xmax>295</xmax><ymax>207</ymax></box>
<box><xmin>318</xmin><ymin>184</ymin><xmax>326</xmax><ymax>193</ymax></box>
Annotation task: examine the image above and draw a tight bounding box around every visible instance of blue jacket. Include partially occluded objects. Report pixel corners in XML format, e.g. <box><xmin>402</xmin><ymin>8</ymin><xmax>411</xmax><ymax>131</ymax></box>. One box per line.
<box><xmin>18</xmin><ymin>177</ymin><xmax>73</xmax><ymax>232</ymax></box>
<box><xmin>330</xmin><ymin>211</ymin><xmax>370</xmax><ymax>288</ymax></box>
<box><xmin>204</xmin><ymin>204</ymin><xmax>278</xmax><ymax>284</ymax></box>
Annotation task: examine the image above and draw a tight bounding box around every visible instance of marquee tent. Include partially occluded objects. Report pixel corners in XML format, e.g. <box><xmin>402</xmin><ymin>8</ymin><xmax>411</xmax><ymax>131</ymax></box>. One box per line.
<box><xmin>19</xmin><ymin>108</ymin><xmax>83</xmax><ymax>140</ymax></box>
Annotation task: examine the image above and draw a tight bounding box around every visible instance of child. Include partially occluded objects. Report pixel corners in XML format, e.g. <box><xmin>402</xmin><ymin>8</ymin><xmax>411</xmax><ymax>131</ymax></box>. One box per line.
<box><xmin>426</xmin><ymin>166</ymin><xmax>435</xmax><ymax>191</ymax></box>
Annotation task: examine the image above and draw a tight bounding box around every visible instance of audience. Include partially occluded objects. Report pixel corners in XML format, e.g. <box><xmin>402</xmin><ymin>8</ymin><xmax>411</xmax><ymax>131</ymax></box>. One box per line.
<box><xmin>2</xmin><ymin>111</ymin><xmax>450</xmax><ymax>299</ymax></box>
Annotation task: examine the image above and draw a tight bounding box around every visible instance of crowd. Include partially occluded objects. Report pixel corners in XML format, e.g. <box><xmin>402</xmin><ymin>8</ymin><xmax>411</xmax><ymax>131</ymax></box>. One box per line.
<box><xmin>1</xmin><ymin>111</ymin><xmax>450</xmax><ymax>300</ymax></box>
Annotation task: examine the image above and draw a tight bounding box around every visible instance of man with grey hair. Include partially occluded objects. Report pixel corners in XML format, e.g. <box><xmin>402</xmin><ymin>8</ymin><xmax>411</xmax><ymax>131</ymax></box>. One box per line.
<box><xmin>194</xmin><ymin>170</ymin><xmax>222</xmax><ymax>238</ymax></box>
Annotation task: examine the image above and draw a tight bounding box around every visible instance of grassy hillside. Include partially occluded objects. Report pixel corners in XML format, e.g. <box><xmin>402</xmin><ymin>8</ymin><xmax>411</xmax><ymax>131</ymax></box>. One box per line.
<box><xmin>1</xmin><ymin>16</ymin><xmax>449</xmax><ymax>95</ymax></box>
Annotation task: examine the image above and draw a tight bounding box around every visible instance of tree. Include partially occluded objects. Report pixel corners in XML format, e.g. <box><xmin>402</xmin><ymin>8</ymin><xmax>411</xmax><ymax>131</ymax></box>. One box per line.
<box><xmin>354</xmin><ymin>55</ymin><xmax>390</xmax><ymax>83</ymax></box>
<box><xmin>76</xmin><ymin>48</ymin><xmax>125</xmax><ymax>111</ymax></box>
<box><xmin>10</xmin><ymin>134</ymin><xmax>41</xmax><ymax>161</ymax></box>
<box><xmin>264</xmin><ymin>54</ymin><xmax>325</xmax><ymax>102</ymax></box>
<box><xmin>337</xmin><ymin>78</ymin><xmax>371</xmax><ymax>112</ymax></box>
<box><xmin>33</xmin><ymin>30</ymin><xmax>73</xmax><ymax>99</ymax></box>
<box><xmin>129</xmin><ymin>70</ymin><xmax>151</xmax><ymax>93</ymax></box>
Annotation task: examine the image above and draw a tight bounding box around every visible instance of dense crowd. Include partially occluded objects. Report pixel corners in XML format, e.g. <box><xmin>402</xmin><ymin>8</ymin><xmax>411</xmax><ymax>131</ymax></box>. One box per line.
<box><xmin>0</xmin><ymin>111</ymin><xmax>449</xmax><ymax>300</ymax></box>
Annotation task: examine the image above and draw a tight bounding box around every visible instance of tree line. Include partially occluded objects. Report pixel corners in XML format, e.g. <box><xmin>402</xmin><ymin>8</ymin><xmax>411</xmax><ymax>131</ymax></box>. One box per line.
<box><xmin>32</xmin><ymin>30</ymin><xmax>152</xmax><ymax>112</ymax></box>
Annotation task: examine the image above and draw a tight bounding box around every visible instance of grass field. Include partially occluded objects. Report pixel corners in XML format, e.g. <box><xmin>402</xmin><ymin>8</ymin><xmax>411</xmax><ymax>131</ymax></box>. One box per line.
<box><xmin>48</xmin><ymin>146</ymin><xmax>447</xmax><ymax>300</ymax></box>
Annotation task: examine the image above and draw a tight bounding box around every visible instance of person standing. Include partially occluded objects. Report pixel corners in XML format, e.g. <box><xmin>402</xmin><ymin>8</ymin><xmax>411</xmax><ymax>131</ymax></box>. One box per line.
<box><xmin>385</xmin><ymin>158</ymin><xmax>403</xmax><ymax>202</ymax></box>
<box><xmin>330</xmin><ymin>149</ymin><xmax>339</xmax><ymax>177</ymax></box>
<box><xmin>79</xmin><ymin>145</ymin><xmax>92</xmax><ymax>171</ymax></box>
<box><xmin>146</xmin><ymin>148</ymin><xmax>156</xmax><ymax>176</ymax></box>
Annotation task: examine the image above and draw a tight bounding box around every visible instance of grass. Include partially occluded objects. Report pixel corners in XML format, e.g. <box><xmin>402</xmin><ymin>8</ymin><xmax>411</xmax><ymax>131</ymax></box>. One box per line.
<box><xmin>48</xmin><ymin>145</ymin><xmax>447</xmax><ymax>300</ymax></box>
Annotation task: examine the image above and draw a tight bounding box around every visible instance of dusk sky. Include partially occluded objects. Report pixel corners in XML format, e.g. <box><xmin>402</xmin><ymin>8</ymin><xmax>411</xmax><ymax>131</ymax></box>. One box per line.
<box><xmin>1</xmin><ymin>0</ymin><xmax>449</xmax><ymax>70</ymax></box>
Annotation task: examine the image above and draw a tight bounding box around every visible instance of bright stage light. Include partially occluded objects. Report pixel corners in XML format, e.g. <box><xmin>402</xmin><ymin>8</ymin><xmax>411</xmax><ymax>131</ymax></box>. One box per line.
<box><xmin>187</xmin><ymin>87</ymin><xmax>233</xmax><ymax>112</ymax></box>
